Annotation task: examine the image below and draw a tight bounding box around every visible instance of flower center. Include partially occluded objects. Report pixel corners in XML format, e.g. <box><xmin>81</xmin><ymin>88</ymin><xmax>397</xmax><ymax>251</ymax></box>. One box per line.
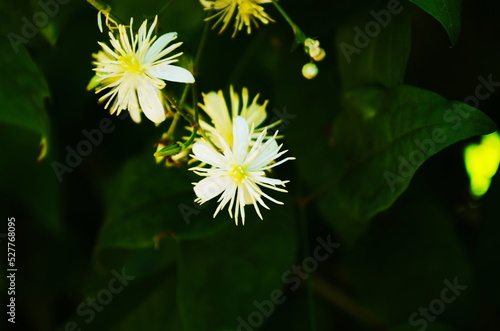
<box><xmin>238</xmin><ymin>1</ymin><xmax>257</xmax><ymax>15</ymax></box>
<box><xmin>230</xmin><ymin>165</ymin><xmax>247</xmax><ymax>183</ymax></box>
<box><xmin>120</xmin><ymin>55</ymin><xmax>143</xmax><ymax>74</ymax></box>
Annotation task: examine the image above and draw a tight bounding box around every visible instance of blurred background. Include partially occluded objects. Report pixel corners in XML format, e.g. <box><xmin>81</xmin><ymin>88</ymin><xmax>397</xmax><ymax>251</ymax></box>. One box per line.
<box><xmin>1</xmin><ymin>0</ymin><xmax>499</xmax><ymax>330</ymax></box>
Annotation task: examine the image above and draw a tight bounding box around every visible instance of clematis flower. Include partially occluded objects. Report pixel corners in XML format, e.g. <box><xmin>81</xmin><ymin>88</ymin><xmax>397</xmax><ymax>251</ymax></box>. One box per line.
<box><xmin>200</xmin><ymin>0</ymin><xmax>274</xmax><ymax>37</ymax></box>
<box><xmin>190</xmin><ymin>116</ymin><xmax>294</xmax><ymax>225</ymax></box>
<box><xmin>87</xmin><ymin>16</ymin><xmax>195</xmax><ymax>124</ymax></box>
<box><xmin>198</xmin><ymin>86</ymin><xmax>271</xmax><ymax>148</ymax></box>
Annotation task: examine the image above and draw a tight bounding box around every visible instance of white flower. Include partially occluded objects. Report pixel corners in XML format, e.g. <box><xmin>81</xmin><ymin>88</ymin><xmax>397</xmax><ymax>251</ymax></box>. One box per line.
<box><xmin>198</xmin><ymin>86</ymin><xmax>270</xmax><ymax>148</ymax></box>
<box><xmin>87</xmin><ymin>16</ymin><xmax>195</xmax><ymax>124</ymax></box>
<box><xmin>190</xmin><ymin>116</ymin><xmax>294</xmax><ymax>225</ymax></box>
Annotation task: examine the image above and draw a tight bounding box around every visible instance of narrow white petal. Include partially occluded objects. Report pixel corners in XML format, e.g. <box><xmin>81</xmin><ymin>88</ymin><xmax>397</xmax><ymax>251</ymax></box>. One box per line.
<box><xmin>232</xmin><ymin>116</ymin><xmax>250</xmax><ymax>163</ymax></box>
<box><xmin>230</xmin><ymin>85</ymin><xmax>239</xmax><ymax>119</ymax></box>
<box><xmin>127</xmin><ymin>91</ymin><xmax>142</xmax><ymax>123</ymax></box>
<box><xmin>148</xmin><ymin>65</ymin><xmax>194</xmax><ymax>83</ymax></box>
<box><xmin>191</xmin><ymin>142</ymin><xmax>228</xmax><ymax>168</ymax></box>
<box><xmin>137</xmin><ymin>80</ymin><xmax>165</xmax><ymax>123</ymax></box>
<box><xmin>200</xmin><ymin>91</ymin><xmax>232</xmax><ymax>140</ymax></box>
<box><xmin>194</xmin><ymin>176</ymin><xmax>230</xmax><ymax>201</ymax></box>
<box><xmin>145</xmin><ymin>32</ymin><xmax>177</xmax><ymax>61</ymax></box>
<box><xmin>214</xmin><ymin>184</ymin><xmax>237</xmax><ymax>218</ymax></box>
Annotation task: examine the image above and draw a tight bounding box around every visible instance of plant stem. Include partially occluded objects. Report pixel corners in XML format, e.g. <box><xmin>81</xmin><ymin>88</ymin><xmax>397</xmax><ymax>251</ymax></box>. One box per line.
<box><xmin>270</xmin><ymin>0</ymin><xmax>306</xmax><ymax>43</ymax></box>
<box><xmin>162</xmin><ymin>17</ymin><xmax>220</xmax><ymax>153</ymax></box>
<box><xmin>312</xmin><ymin>276</ymin><xmax>385</xmax><ymax>329</ymax></box>
<box><xmin>194</xmin><ymin>12</ymin><xmax>212</xmax><ymax>76</ymax></box>
<box><xmin>86</xmin><ymin>0</ymin><xmax>125</xmax><ymax>25</ymax></box>
<box><xmin>166</xmin><ymin>113</ymin><xmax>181</xmax><ymax>139</ymax></box>
<box><xmin>157</xmin><ymin>0</ymin><xmax>177</xmax><ymax>17</ymax></box>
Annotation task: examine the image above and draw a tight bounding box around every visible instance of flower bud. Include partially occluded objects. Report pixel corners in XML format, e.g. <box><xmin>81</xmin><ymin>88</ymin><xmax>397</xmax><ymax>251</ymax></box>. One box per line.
<box><xmin>312</xmin><ymin>48</ymin><xmax>326</xmax><ymax>62</ymax></box>
<box><xmin>304</xmin><ymin>38</ymin><xmax>321</xmax><ymax>58</ymax></box>
<box><xmin>302</xmin><ymin>63</ymin><xmax>318</xmax><ymax>79</ymax></box>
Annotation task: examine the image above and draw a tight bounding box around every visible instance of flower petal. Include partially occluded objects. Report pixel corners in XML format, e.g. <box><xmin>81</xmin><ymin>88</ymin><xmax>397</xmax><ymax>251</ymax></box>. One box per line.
<box><xmin>192</xmin><ymin>141</ymin><xmax>228</xmax><ymax>168</ymax></box>
<box><xmin>144</xmin><ymin>32</ymin><xmax>177</xmax><ymax>62</ymax></box>
<box><xmin>232</xmin><ymin>116</ymin><xmax>250</xmax><ymax>163</ymax></box>
<box><xmin>194</xmin><ymin>176</ymin><xmax>230</xmax><ymax>202</ymax></box>
<box><xmin>148</xmin><ymin>65</ymin><xmax>194</xmax><ymax>83</ymax></box>
<box><xmin>137</xmin><ymin>79</ymin><xmax>165</xmax><ymax>123</ymax></box>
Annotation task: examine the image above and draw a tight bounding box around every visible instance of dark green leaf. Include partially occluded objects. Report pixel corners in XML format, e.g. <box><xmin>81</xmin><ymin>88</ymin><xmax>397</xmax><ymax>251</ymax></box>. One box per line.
<box><xmin>318</xmin><ymin>85</ymin><xmax>496</xmax><ymax>242</ymax></box>
<box><xmin>347</xmin><ymin>180</ymin><xmax>473</xmax><ymax>327</ymax></box>
<box><xmin>336</xmin><ymin>3</ymin><xmax>411</xmax><ymax>89</ymax></box>
<box><xmin>0</xmin><ymin>31</ymin><xmax>50</xmax><ymax>141</ymax></box>
<box><xmin>177</xmin><ymin>198</ymin><xmax>298</xmax><ymax>331</ymax></box>
<box><xmin>409</xmin><ymin>0</ymin><xmax>462</xmax><ymax>45</ymax></box>
<box><xmin>96</xmin><ymin>154</ymin><xmax>229</xmax><ymax>251</ymax></box>
<box><xmin>110</xmin><ymin>273</ymin><xmax>183</xmax><ymax>331</ymax></box>
<box><xmin>0</xmin><ymin>125</ymin><xmax>64</xmax><ymax>237</ymax></box>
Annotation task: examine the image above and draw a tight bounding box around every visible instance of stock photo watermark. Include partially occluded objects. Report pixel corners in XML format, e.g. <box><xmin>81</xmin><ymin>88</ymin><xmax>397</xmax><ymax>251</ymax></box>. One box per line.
<box><xmin>236</xmin><ymin>235</ymin><xmax>341</xmax><ymax>331</ymax></box>
<box><xmin>339</xmin><ymin>0</ymin><xmax>404</xmax><ymax>64</ymax></box>
<box><xmin>7</xmin><ymin>0</ymin><xmax>72</xmax><ymax>53</ymax></box>
<box><xmin>408</xmin><ymin>277</ymin><xmax>467</xmax><ymax>330</ymax></box>
<box><xmin>384</xmin><ymin>74</ymin><xmax>500</xmax><ymax>192</ymax></box>
<box><xmin>64</xmin><ymin>268</ymin><xmax>135</xmax><ymax>331</ymax></box>
<box><xmin>52</xmin><ymin>111</ymin><xmax>128</xmax><ymax>182</ymax></box>
<box><xmin>5</xmin><ymin>217</ymin><xmax>16</xmax><ymax>324</ymax></box>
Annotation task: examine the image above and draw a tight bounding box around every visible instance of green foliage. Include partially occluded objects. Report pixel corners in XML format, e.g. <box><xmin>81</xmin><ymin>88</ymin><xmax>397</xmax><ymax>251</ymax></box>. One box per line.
<box><xmin>96</xmin><ymin>154</ymin><xmax>229</xmax><ymax>252</ymax></box>
<box><xmin>2</xmin><ymin>0</ymin><xmax>500</xmax><ymax>330</ymax></box>
<box><xmin>409</xmin><ymin>0</ymin><xmax>463</xmax><ymax>45</ymax></box>
<box><xmin>178</xmin><ymin>199</ymin><xmax>297</xmax><ymax>331</ymax></box>
<box><xmin>319</xmin><ymin>85</ymin><xmax>495</xmax><ymax>242</ymax></box>
<box><xmin>336</xmin><ymin>4</ymin><xmax>412</xmax><ymax>89</ymax></box>
<box><xmin>0</xmin><ymin>36</ymin><xmax>49</xmax><ymax>143</ymax></box>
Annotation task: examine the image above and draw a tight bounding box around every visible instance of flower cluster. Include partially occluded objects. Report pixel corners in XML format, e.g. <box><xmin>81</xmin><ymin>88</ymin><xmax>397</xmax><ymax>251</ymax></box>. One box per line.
<box><xmin>187</xmin><ymin>87</ymin><xmax>293</xmax><ymax>224</ymax></box>
<box><xmin>87</xmin><ymin>9</ymin><xmax>295</xmax><ymax>225</ymax></box>
<box><xmin>302</xmin><ymin>38</ymin><xmax>326</xmax><ymax>80</ymax></box>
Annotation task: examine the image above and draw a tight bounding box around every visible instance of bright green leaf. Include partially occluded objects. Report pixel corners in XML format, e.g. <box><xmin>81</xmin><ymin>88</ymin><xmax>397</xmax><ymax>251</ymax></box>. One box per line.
<box><xmin>409</xmin><ymin>0</ymin><xmax>462</xmax><ymax>45</ymax></box>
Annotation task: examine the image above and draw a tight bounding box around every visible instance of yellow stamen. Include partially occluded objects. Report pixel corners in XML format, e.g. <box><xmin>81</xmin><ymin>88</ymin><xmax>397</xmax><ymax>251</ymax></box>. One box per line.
<box><xmin>230</xmin><ymin>165</ymin><xmax>247</xmax><ymax>183</ymax></box>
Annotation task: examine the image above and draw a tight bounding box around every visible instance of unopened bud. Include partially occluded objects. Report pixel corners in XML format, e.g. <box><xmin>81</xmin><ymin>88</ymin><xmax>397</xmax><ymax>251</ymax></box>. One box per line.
<box><xmin>302</xmin><ymin>63</ymin><xmax>318</xmax><ymax>79</ymax></box>
<box><xmin>304</xmin><ymin>38</ymin><xmax>321</xmax><ymax>59</ymax></box>
<box><xmin>312</xmin><ymin>48</ymin><xmax>326</xmax><ymax>61</ymax></box>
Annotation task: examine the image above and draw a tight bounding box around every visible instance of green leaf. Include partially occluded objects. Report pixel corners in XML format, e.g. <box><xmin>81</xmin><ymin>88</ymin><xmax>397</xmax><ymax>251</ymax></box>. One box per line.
<box><xmin>55</xmin><ymin>266</ymin><xmax>178</xmax><ymax>331</ymax></box>
<box><xmin>109</xmin><ymin>272</ymin><xmax>183</xmax><ymax>331</ymax></box>
<box><xmin>409</xmin><ymin>0</ymin><xmax>462</xmax><ymax>45</ymax></box>
<box><xmin>318</xmin><ymin>85</ymin><xmax>496</xmax><ymax>242</ymax></box>
<box><xmin>0</xmin><ymin>124</ymin><xmax>64</xmax><ymax>237</ymax></box>
<box><xmin>0</xmin><ymin>34</ymin><xmax>50</xmax><ymax>142</ymax></box>
<box><xmin>336</xmin><ymin>3</ymin><xmax>412</xmax><ymax>89</ymax></box>
<box><xmin>96</xmin><ymin>154</ymin><xmax>229</xmax><ymax>252</ymax></box>
<box><xmin>347</xmin><ymin>180</ymin><xmax>474</xmax><ymax>326</ymax></box>
<box><xmin>177</xmin><ymin>198</ymin><xmax>297</xmax><ymax>331</ymax></box>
